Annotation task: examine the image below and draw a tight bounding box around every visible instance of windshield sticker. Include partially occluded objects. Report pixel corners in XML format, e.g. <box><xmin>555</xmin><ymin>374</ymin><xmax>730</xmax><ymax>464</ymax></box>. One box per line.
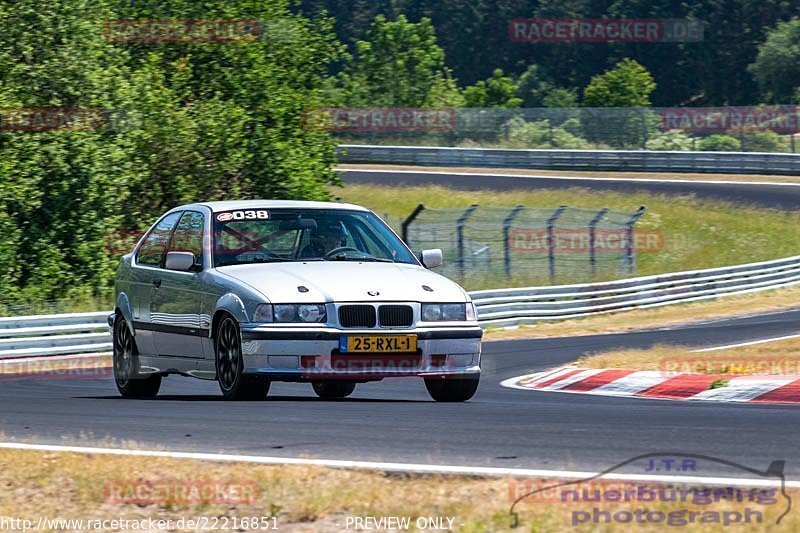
<box><xmin>216</xmin><ymin>210</ymin><xmax>270</xmax><ymax>222</ymax></box>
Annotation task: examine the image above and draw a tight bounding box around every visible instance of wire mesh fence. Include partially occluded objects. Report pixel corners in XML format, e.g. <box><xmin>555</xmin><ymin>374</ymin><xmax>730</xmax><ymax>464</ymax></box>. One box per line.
<box><xmin>311</xmin><ymin>107</ymin><xmax>800</xmax><ymax>153</ymax></box>
<box><xmin>401</xmin><ymin>204</ymin><xmax>647</xmax><ymax>285</ymax></box>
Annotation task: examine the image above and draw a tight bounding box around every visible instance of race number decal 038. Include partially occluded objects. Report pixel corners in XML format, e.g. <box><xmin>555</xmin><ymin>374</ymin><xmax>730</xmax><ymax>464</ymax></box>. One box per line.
<box><xmin>216</xmin><ymin>210</ymin><xmax>270</xmax><ymax>222</ymax></box>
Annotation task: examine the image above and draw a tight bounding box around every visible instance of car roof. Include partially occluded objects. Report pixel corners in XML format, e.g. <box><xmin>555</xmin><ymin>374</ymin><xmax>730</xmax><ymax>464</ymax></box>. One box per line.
<box><xmin>184</xmin><ymin>200</ymin><xmax>370</xmax><ymax>213</ymax></box>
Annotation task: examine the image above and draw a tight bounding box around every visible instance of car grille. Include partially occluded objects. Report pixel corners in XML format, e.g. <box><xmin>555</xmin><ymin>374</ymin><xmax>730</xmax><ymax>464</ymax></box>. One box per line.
<box><xmin>378</xmin><ymin>305</ymin><xmax>413</xmax><ymax>327</ymax></box>
<box><xmin>338</xmin><ymin>305</ymin><xmax>377</xmax><ymax>328</ymax></box>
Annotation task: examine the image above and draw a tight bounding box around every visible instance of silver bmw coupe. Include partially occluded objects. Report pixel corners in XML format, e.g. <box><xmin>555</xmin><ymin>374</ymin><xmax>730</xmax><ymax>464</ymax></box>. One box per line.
<box><xmin>110</xmin><ymin>201</ymin><xmax>482</xmax><ymax>401</ymax></box>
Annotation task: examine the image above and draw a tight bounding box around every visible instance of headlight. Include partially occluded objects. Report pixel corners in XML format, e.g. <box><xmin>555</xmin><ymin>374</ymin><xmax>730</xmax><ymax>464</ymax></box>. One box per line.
<box><xmin>421</xmin><ymin>303</ymin><xmax>467</xmax><ymax>322</ymax></box>
<box><xmin>253</xmin><ymin>304</ymin><xmax>273</xmax><ymax>323</ymax></box>
<box><xmin>273</xmin><ymin>304</ymin><xmax>327</xmax><ymax>323</ymax></box>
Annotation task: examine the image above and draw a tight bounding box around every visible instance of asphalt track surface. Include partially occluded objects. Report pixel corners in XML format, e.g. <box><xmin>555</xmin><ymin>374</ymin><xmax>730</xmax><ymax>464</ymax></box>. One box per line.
<box><xmin>2</xmin><ymin>308</ymin><xmax>800</xmax><ymax>477</ymax></box>
<box><xmin>338</xmin><ymin>169</ymin><xmax>800</xmax><ymax>210</ymax></box>
<box><xmin>2</xmin><ymin>168</ymin><xmax>800</xmax><ymax>481</ymax></box>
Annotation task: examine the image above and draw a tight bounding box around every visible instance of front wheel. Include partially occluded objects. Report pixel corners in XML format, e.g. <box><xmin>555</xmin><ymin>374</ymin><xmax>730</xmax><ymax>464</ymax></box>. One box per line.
<box><xmin>215</xmin><ymin>316</ymin><xmax>270</xmax><ymax>401</ymax></box>
<box><xmin>424</xmin><ymin>375</ymin><xmax>479</xmax><ymax>402</ymax></box>
<box><xmin>113</xmin><ymin>316</ymin><xmax>161</xmax><ymax>398</ymax></box>
<box><xmin>312</xmin><ymin>381</ymin><xmax>356</xmax><ymax>399</ymax></box>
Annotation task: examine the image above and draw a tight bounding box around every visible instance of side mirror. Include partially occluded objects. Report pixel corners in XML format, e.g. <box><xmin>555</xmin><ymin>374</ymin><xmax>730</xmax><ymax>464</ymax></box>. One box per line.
<box><xmin>165</xmin><ymin>251</ymin><xmax>196</xmax><ymax>272</ymax></box>
<box><xmin>420</xmin><ymin>249</ymin><xmax>443</xmax><ymax>269</ymax></box>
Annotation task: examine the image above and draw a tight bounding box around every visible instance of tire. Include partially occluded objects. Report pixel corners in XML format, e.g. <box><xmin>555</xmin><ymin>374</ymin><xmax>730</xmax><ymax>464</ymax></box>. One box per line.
<box><xmin>113</xmin><ymin>316</ymin><xmax>161</xmax><ymax>398</ymax></box>
<box><xmin>312</xmin><ymin>380</ymin><xmax>356</xmax><ymax>399</ymax></box>
<box><xmin>424</xmin><ymin>374</ymin><xmax>480</xmax><ymax>402</ymax></box>
<box><xmin>215</xmin><ymin>316</ymin><xmax>270</xmax><ymax>401</ymax></box>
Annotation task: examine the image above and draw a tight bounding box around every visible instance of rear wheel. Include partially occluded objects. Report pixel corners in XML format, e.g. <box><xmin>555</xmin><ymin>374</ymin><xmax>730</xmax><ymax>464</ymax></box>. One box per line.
<box><xmin>424</xmin><ymin>375</ymin><xmax>479</xmax><ymax>402</ymax></box>
<box><xmin>113</xmin><ymin>316</ymin><xmax>161</xmax><ymax>398</ymax></box>
<box><xmin>215</xmin><ymin>316</ymin><xmax>270</xmax><ymax>400</ymax></box>
<box><xmin>312</xmin><ymin>381</ymin><xmax>356</xmax><ymax>399</ymax></box>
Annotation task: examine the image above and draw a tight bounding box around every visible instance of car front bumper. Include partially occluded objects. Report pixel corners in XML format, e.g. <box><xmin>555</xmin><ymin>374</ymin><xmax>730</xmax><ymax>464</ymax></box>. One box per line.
<box><xmin>239</xmin><ymin>326</ymin><xmax>482</xmax><ymax>380</ymax></box>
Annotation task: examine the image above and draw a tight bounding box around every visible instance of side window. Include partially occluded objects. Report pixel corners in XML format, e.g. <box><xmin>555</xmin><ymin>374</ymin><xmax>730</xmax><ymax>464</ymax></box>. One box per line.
<box><xmin>169</xmin><ymin>211</ymin><xmax>205</xmax><ymax>269</ymax></box>
<box><xmin>136</xmin><ymin>212</ymin><xmax>182</xmax><ymax>267</ymax></box>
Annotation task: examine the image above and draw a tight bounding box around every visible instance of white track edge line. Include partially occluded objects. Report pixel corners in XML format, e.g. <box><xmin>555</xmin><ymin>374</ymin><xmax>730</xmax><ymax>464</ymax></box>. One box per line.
<box><xmin>693</xmin><ymin>334</ymin><xmax>800</xmax><ymax>352</ymax></box>
<box><xmin>0</xmin><ymin>442</ymin><xmax>795</xmax><ymax>488</ymax></box>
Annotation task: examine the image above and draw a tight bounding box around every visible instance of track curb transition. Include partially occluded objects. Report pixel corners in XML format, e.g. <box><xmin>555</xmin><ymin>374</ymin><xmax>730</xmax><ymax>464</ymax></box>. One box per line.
<box><xmin>501</xmin><ymin>365</ymin><xmax>800</xmax><ymax>405</ymax></box>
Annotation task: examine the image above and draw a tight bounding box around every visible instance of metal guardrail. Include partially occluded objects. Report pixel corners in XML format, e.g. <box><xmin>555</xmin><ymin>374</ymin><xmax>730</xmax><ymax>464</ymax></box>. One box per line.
<box><xmin>339</xmin><ymin>145</ymin><xmax>800</xmax><ymax>176</ymax></box>
<box><xmin>2</xmin><ymin>254</ymin><xmax>800</xmax><ymax>358</ymax></box>
<box><xmin>0</xmin><ymin>312</ymin><xmax>111</xmax><ymax>360</ymax></box>
<box><xmin>472</xmin><ymin>254</ymin><xmax>800</xmax><ymax>327</ymax></box>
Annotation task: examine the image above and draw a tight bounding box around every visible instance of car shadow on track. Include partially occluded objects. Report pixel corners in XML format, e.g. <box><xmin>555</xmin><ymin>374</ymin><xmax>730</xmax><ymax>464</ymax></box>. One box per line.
<box><xmin>76</xmin><ymin>395</ymin><xmax>431</xmax><ymax>403</ymax></box>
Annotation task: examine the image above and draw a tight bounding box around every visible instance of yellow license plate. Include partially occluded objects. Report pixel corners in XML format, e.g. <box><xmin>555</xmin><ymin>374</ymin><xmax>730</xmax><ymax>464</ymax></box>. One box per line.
<box><xmin>343</xmin><ymin>335</ymin><xmax>418</xmax><ymax>353</ymax></box>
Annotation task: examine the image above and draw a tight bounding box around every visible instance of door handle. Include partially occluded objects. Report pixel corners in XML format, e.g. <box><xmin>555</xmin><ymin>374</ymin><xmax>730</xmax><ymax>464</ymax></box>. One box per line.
<box><xmin>152</xmin><ymin>278</ymin><xmax>162</xmax><ymax>289</ymax></box>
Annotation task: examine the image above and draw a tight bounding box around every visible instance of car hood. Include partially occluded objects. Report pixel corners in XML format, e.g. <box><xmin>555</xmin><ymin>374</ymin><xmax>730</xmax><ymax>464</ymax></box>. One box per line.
<box><xmin>215</xmin><ymin>261</ymin><xmax>468</xmax><ymax>303</ymax></box>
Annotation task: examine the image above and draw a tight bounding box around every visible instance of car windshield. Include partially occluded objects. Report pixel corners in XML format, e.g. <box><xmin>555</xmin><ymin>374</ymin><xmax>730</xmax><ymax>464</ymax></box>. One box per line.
<box><xmin>212</xmin><ymin>208</ymin><xmax>418</xmax><ymax>267</ymax></box>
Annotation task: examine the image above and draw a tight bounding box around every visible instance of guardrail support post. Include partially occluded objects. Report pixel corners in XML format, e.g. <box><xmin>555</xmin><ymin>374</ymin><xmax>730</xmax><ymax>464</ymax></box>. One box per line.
<box><xmin>502</xmin><ymin>206</ymin><xmax>525</xmax><ymax>277</ymax></box>
<box><xmin>623</xmin><ymin>206</ymin><xmax>647</xmax><ymax>275</ymax></box>
<box><xmin>401</xmin><ymin>204</ymin><xmax>426</xmax><ymax>247</ymax></box>
<box><xmin>547</xmin><ymin>206</ymin><xmax>568</xmax><ymax>280</ymax></box>
<box><xmin>588</xmin><ymin>208</ymin><xmax>609</xmax><ymax>276</ymax></box>
<box><xmin>457</xmin><ymin>205</ymin><xmax>479</xmax><ymax>277</ymax></box>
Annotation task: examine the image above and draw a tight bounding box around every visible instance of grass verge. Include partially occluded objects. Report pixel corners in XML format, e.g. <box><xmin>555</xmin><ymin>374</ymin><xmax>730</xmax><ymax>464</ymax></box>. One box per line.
<box><xmin>0</xmin><ymin>448</ymin><xmax>795</xmax><ymax>532</ymax></box>
<box><xmin>578</xmin><ymin>337</ymin><xmax>800</xmax><ymax>376</ymax></box>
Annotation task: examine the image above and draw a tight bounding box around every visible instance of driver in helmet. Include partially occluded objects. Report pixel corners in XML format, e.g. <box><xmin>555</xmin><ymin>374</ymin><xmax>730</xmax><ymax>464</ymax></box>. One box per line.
<box><xmin>300</xmin><ymin>220</ymin><xmax>347</xmax><ymax>258</ymax></box>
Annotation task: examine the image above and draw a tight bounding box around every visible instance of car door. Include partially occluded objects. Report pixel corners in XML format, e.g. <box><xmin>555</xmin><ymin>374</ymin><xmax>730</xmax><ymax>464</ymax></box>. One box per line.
<box><xmin>150</xmin><ymin>210</ymin><xmax>208</xmax><ymax>358</ymax></box>
<box><xmin>130</xmin><ymin>210</ymin><xmax>183</xmax><ymax>356</ymax></box>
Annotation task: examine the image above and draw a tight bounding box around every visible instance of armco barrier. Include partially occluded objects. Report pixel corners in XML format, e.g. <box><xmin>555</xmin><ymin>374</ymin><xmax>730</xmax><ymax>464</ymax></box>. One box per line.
<box><xmin>338</xmin><ymin>145</ymin><xmax>800</xmax><ymax>176</ymax></box>
<box><xmin>2</xmin><ymin>254</ymin><xmax>800</xmax><ymax>358</ymax></box>
<box><xmin>0</xmin><ymin>312</ymin><xmax>111</xmax><ymax>360</ymax></box>
<box><xmin>471</xmin><ymin>254</ymin><xmax>800</xmax><ymax>327</ymax></box>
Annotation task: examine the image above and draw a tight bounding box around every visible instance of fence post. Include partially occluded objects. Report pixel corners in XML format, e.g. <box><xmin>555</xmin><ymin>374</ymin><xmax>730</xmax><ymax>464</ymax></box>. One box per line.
<box><xmin>547</xmin><ymin>206</ymin><xmax>568</xmax><ymax>280</ymax></box>
<box><xmin>589</xmin><ymin>208</ymin><xmax>609</xmax><ymax>276</ymax></box>
<box><xmin>457</xmin><ymin>205</ymin><xmax>479</xmax><ymax>276</ymax></box>
<box><xmin>623</xmin><ymin>206</ymin><xmax>647</xmax><ymax>275</ymax></box>
<box><xmin>640</xmin><ymin>107</ymin><xmax>648</xmax><ymax>149</ymax></box>
<box><xmin>401</xmin><ymin>204</ymin><xmax>426</xmax><ymax>246</ymax></box>
<box><xmin>502</xmin><ymin>206</ymin><xmax>525</xmax><ymax>277</ymax></box>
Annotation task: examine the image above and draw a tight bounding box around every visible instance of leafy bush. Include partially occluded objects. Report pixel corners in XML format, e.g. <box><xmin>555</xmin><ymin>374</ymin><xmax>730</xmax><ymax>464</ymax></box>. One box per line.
<box><xmin>739</xmin><ymin>130</ymin><xmax>790</xmax><ymax>153</ymax></box>
<box><xmin>504</xmin><ymin>117</ymin><xmax>590</xmax><ymax>149</ymax></box>
<box><xmin>697</xmin><ymin>135</ymin><xmax>742</xmax><ymax>152</ymax></box>
<box><xmin>644</xmin><ymin>130</ymin><xmax>694</xmax><ymax>151</ymax></box>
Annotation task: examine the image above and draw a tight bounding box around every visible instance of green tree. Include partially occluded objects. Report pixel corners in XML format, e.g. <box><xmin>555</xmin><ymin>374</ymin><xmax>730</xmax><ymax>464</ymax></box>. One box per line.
<box><xmin>341</xmin><ymin>14</ymin><xmax>457</xmax><ymax>107</ymax></box>
<box><xmin>517</xmin><ymin>64</ymin><xmax>553</xmax><ymax>107</ymax></box>
<box><xmin>583</xmin><ymin>59</ymin><xmax>656</xmax><ymax>108</ymax></box>
<box><xmin>462</xmin><ymin>69</ymin><xmax>522</xmax><ymax>108</ymax></box>
<box><xmin>749</xmin><ymin>18</ymin><xmax>800</xmax><ymax>103</ymax></box>
<box><xmin>0</xmin><ymin>0</ymin><xmax>343</xmax><ymax>308</ymax></box>
<box><xmin>543</xmin><ymin>88</ymin><xmax>579</xmax><ymax>108</ymax></box>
